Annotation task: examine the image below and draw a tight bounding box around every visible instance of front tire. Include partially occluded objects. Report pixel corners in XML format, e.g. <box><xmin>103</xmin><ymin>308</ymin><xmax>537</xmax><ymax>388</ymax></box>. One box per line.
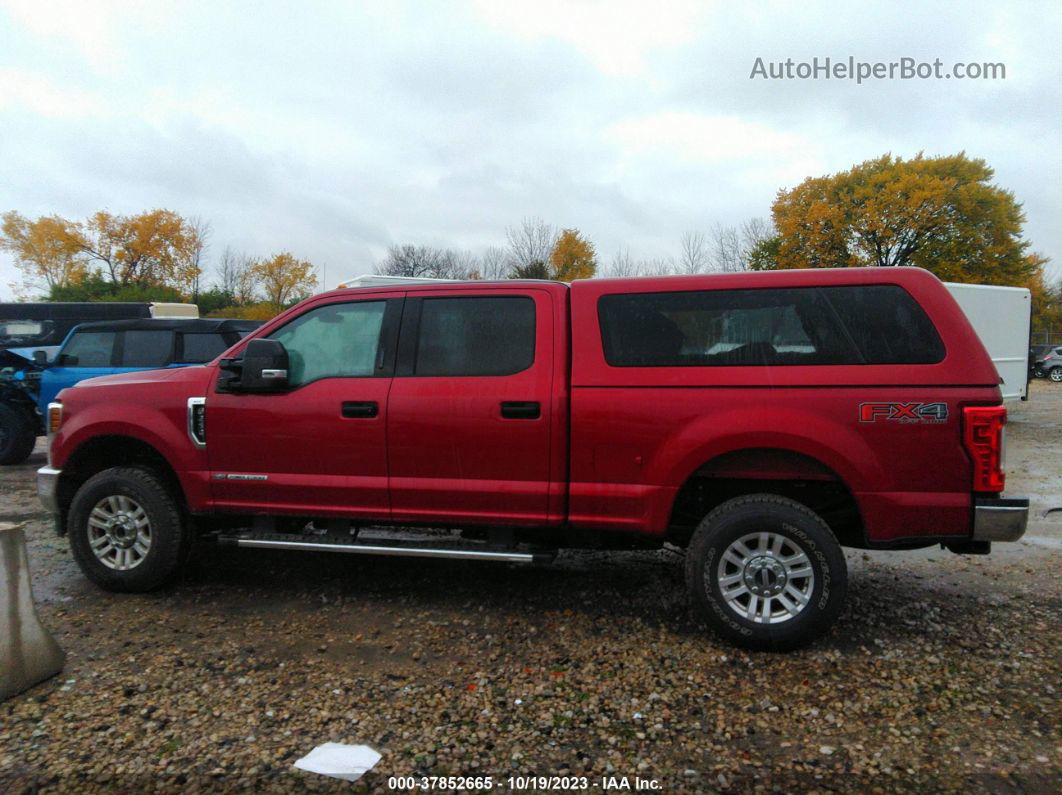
<box><xmin>0</xmin><ymin>403</ymin><xmax>37</xmax><ymax>465</ymax></box>
<box><xmin>68</xmin><ymin>467</ymin><xmax>189</xmax><ymax>592</ymax></box>
<box><xmin>1050</xmin><ymin>367</ymin><xmax>1062</xmax><ymax>383</ymax></box>
<box><xmin>685</xmin><ymin>494</ymin><xmax>847</xmax><ymax>651</ymax></box>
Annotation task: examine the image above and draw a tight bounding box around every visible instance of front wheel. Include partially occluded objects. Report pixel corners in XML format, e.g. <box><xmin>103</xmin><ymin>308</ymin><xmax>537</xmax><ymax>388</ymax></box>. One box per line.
<box><xmin>68</xmin><ymin>467</ymin><xmax>189</xmax><ymax>592</ymax></box>
<box><xmin>0</xmin><ymin>402</ymin><xmax>37</xmax><ymax>465</ymax></box>
<box><xmin>685</xmin><ymin>494</ymin><xmax>847</xmax><ymax>651</ymax></box>
<box><xmin>1050</xmin><ymin>367</ymin><xmax>1062</xmax><ymax>383</ymax></box>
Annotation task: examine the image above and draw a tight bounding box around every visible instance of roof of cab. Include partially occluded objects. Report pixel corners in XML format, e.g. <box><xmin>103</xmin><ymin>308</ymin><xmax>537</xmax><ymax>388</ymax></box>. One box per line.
<box><xmin>70</xmin><ymin>318</ymin><xmax>262</xmax><ymax>334</ymax></box>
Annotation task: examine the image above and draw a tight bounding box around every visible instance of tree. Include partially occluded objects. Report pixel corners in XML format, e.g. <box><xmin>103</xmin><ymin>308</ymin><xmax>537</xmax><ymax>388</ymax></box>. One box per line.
<box><xmin>511</xmin><ymin>260</ymin><xmax>552</xmax><ymax>279</ymax></box>
<box><xmin>217</xmin><ymin>246</ymin><xmax>258</xmax><ymax>305</ymax></box>
<box><xmin>186</xmin><ymin>216</ymin><xmax>211</xmax><ymax>301</ymax></box>
<box><xmin>709</xmin><ymin>223</ymin><xmax>742</xmax><ymax>273</ymax></box>
<box><xmin>747</xmin><ymin>236</ymin><xmax>781</xmax><ymax>271</ymax></box>
<box><xmin>608</xmin><ymin>249</ymin><xmax>639</xmax><ymax>278</ymax></box>
<box><xmin>74</xmin><ymin>209</ymin><xmax>203</xmax><ymax>292</ymax></box>
<box><xmin>250</xmin><ymin>252</ymin><xmax>317</xmax><ymax>310</ymax></box>
<box><xmin>506</xmin><ymin>217</ymin><xmax>558</xmax><ymax>273</ymax></box>
<box><xmin>678</xmin><ymin>230</ymin><xmax>708</xmax><ymax>274</ymax></box>
<box><xmin>376</xmin><ymin>244</ymin><xmax>476</xmax><ymax>280</ymax></box>
<box><xmin>1026</xmin><ymin>254</ymin><xmax>1061</xmax><ymax>334</ymax></box>
<box><xmin>605</xmin><ymin>250</ymin><xmax>676</xmax><ymax>278</ymax></box>
<box><xmin>479</xmin><ymin>246</ymin><xmax>511</xmax><ymax>280</ymax></box>
<box><xmin>771</xmin><ymin>152</ymin><xmax>1034</xmax><ymax>284</ymax></box>
<box><xmin>549</xmin><ymin>228</ymin><xmax>597</xmax><ymax>281</ymax></box>
<box><xmin>1</xmin><ymin>211</ymin><xmax>87</xmax><ymax>295</ymax></box>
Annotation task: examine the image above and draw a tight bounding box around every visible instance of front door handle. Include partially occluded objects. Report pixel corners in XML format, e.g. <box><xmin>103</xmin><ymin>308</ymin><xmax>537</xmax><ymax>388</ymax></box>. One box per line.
<box><xmin>500</xmin><ymin>401</ymin><xmax>540</xmax><ymax>419</ymax></box>
<box><xmin>341</xmin><ymin>401</ymin><xmax>379</xmax><ymax>418</ymax></box>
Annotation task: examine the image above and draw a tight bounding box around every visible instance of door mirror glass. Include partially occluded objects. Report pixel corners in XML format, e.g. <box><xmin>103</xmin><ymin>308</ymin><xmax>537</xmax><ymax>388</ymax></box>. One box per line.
<box><xmin>32</xmin><ymin>350</ymin><xmax>48</xmax><ymax>366</ymax></box>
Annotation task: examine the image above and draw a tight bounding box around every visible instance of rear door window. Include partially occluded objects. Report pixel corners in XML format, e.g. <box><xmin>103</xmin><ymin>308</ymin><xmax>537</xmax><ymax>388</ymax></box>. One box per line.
<box><xmin>413</xmin><ymin>296</ymin><xmax>535</xmax><ymax>376</ymax></box>
<box><xmin>178</xmin><ymin>332</ymin><xmax>230</xmax><ymax>363</ymax></box>
<box><xmin>120</xmin><ymin>330</ymin><xmax>175</xmax><ymax>367</ymax></box>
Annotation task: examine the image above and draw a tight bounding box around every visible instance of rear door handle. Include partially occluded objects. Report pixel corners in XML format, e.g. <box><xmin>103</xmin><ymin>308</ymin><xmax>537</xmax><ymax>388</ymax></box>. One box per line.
<box><xmin>341</xmin><ymin>401</ymin><xmax>379</xmax><ymax>418</ymax></box>
<box><xmin>500</xmin><ymin>401</ymin><xmax>540</xmax><ymax>419</ymax></box>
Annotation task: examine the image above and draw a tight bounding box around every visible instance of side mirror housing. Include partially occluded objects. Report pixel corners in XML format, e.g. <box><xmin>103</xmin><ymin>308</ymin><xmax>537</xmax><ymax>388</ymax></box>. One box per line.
<box><xmin>32</xmin><ymin>350</ymin><xmax>48</xmax><ymax>366</ymax></box>
<box><xmin>237</xmin><ymin>338</ymin><xmax>289</xmax><ymax>392</ymax></box>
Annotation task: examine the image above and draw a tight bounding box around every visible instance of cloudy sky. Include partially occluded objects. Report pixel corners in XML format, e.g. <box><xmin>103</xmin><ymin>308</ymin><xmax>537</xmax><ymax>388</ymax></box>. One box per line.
<box><xmin>1</xmin><ymin>0</ymin><xmax>1059</xmax><ymax>297</ymax></box>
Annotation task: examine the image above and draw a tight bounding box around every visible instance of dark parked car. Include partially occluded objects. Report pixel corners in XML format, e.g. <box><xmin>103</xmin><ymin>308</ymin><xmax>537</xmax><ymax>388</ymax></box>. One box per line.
<box><xmin>1036</xmin><ymin>345</ymin><xmax>1062</xmax><ymax>382</ymax></box>
<box><xmin>0</xmin><ymin>302</ymin><xmax>197</xmax><ymax>354</ymax></box>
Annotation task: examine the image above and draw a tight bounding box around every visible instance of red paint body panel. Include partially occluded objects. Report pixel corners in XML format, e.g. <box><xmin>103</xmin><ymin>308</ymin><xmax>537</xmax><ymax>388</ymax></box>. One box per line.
<box><xmin>49</xmin><ymin>267</ymin><xmax>1005</xmax><ymax>547</ymax></box>
<box><xmin>387</xmin><ymin>286</ymin><xmax>565</xmax><ymax>525</ymax></box>
<box><xmin>51</xmin><ymin>365</ymin><xmax>215</xmax><ymax>512</ymax></box>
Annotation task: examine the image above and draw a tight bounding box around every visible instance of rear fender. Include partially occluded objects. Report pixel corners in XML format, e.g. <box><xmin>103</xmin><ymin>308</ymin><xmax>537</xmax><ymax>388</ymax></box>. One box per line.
<box><xmin>652</xmin><ymin>408</ymin><xmax>882</xmax><ymax>493</ymax></box>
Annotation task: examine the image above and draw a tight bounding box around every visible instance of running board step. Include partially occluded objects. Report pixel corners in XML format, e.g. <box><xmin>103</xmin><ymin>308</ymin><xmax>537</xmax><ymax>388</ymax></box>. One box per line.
<box><xmin>216</xmin><ymin>532</ymin><xmax>556</xmax><ymax>565</ymax></box>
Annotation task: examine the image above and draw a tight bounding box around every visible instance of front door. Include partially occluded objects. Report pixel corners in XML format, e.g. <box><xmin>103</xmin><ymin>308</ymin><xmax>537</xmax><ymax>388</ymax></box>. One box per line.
<box><xmin>40</xmin><ymin>328</ymin><xmax>176</xmax><ymax>408</ymax></box>
<box><xmin>206</xmin><ymin>295</ymin><xmax>401</xmax><ymax>519</ymax></box>
<box><xmin>386</xmin><ymin>288</ymin><xmax>556</xmax><ymax>525</ymax></box>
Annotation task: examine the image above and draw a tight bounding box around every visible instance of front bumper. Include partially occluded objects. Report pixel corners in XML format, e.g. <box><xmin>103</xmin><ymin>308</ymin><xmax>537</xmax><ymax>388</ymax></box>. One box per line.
<box><xmin>37</xmin><ymin>466</ymin><xmax>61</xmax><ymax>514</ymax></box>
<box><xmin>973</xmin><ymin>497</ymin><xmax>1029</xmax><ymax>542</ymax></box>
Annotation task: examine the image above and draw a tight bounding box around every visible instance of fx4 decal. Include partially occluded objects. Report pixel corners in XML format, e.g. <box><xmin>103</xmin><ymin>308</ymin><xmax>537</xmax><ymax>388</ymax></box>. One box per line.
<box><xmin>859</xmin><ymin>402</ymin><xmax>949</xmax><ymax>423</ymax></box>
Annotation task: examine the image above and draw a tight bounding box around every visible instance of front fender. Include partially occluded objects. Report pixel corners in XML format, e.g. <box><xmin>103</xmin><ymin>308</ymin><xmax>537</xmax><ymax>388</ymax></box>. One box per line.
<box><xmin>51</xmin><ymin>400</ymin><xmax>211</xmax><ymax>511</ymax></box>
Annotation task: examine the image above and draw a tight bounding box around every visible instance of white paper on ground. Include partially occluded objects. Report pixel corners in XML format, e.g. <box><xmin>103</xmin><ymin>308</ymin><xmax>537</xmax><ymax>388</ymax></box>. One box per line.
<box><xmin>292</xmin><ymin>743</ymin><xmax>382</xmax><ymax>782</ymax></box>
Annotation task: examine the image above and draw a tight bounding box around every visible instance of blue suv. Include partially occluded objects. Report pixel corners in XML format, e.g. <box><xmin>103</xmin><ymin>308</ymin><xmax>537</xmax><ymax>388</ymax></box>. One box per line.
<box><xmin>0</xmin><ymin>318</ymin><xmax>260</xmax><ymax>464</ymax></box>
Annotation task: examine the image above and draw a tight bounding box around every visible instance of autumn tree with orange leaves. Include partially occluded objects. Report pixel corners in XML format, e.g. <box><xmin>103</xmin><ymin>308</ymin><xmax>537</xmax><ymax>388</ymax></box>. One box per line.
<box><xmin>1</xmin><ymin>212</ymin><xmax>88</xmax><ymax>296</ymax></box>
<box><xmin>1</xmin><ymin>208</ymin><xmax>209</xmax><ymax>296</ymax></box>
<box><xmin>250</xmin><ymin>252</ymin><xmax>317</xmax><ymax>311</ymax></box>
<box><xmin>549</xmin><ymin>228</ymin><xmax>598</xmax><ymax>281</ymax></box>
<box><xmin>769</xmin><ymin>152</ymin><xmax>1036</xmax><ymax>286</ymax></box>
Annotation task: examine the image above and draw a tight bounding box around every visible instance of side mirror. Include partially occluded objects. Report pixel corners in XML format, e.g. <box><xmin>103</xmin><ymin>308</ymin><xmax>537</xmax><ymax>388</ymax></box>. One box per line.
<box><xmin>235</xmin><ymin>338</ymin><xmax>289</xmax><ymax>392</ymax></box>
<box><xmin>32</xmin><ymin>350</ymin><xmax>48</xmax><ymax>366</ymax></box>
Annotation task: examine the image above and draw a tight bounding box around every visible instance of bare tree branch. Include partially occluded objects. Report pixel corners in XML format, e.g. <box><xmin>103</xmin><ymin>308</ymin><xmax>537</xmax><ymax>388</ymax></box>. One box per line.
<box><xmin>678</xmin><ymin>230</ymin><xmax>708</xmax><ymax>274</ymax></box>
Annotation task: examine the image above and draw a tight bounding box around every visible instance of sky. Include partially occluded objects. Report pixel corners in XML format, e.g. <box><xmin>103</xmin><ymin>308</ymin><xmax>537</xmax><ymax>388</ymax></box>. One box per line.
<box><xmin>0</xmin><ymin>0</ymin><xmax>1059</xmax><ymax>298</ymax></box>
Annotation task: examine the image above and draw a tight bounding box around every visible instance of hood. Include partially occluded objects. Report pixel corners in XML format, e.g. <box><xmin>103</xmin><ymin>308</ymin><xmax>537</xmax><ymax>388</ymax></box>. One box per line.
<box><xmin>0</xmin><ymin>346</ymin><xmax>58</xmax><ymax>369</ymax></box>
<box><xmin>74</xmin><ymin>365</ymin><xmax>212</xmax><ymax>391</ymax></box>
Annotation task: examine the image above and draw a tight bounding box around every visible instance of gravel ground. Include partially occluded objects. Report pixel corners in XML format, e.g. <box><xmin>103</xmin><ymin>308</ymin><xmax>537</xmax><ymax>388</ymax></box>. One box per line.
<box><xmin>1</xmin><ymin>382</ymin><xmax>1060</xmax><ymax>793</ymax></box>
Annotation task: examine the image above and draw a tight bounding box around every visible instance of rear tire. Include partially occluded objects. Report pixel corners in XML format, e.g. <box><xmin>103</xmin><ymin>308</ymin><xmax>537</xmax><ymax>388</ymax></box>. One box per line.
<box><xmin>68</xmin><ymin>467</ymin><xmax>189</xmax><ymax>592</ymax></box>
<box><xmin>685</xmin><ymin>494</ymin><xmax>847</xmax><ymax>652</ymax></box>
<box><xmin>0</xmin><ymin>403</ymin><xmax>37</xmax><ymax>465</ymax></box>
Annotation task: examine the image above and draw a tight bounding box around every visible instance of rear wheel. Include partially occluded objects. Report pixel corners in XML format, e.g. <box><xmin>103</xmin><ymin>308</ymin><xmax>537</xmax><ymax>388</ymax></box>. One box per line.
<box><xmin>68</xmin><ymin>467</ymin><xmax>189</xmax><ymax>592</ymax></box>
<box><xmin>0</xmin><ymin>402</ymin><xmax>36</xmax><ymax>465</ymax></box>
<box><xmin>685</xmin><ymin>494</ymin><xmax>847</xmax><ymax>651</ymax></box>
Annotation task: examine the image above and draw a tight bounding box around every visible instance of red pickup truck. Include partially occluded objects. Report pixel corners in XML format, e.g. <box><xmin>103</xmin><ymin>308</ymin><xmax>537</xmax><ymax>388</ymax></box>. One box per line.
<box><xmin>37</xmin><ymin>267</ymin><xmax>1028</xmax><ymax>650</ymax></box>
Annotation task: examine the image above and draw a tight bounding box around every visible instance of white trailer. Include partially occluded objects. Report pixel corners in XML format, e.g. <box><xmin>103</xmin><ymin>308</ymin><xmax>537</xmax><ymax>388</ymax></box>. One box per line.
<box><xmin>944</xmin><ymin>282</ymin><xmax>1032</xmax><ymax>401</ymax></box>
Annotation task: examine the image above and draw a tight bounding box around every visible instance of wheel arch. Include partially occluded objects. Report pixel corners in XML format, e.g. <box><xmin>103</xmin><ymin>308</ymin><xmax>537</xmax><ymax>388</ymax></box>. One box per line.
<box><xmin>666</xmin><ymin>447</ymin><xmax>865</xmax><ymax>549</ymax></box>
<box><xmin>56</xmin><ymin>435</ymin><xmax>186</xmax><ymax>534</ymax></box>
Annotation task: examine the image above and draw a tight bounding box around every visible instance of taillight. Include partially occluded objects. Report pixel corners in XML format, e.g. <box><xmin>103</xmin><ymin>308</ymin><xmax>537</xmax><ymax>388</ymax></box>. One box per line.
<box><xmin>963</xmin><ymin>405</ymin><xmax>1006</xmax><ymax>492</ymax></box>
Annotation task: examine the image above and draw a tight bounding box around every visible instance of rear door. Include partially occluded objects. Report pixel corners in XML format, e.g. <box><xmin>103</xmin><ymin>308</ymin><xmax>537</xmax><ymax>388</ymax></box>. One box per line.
<box><xmin>386</xmin><ymin>288</ymin><xmax>556</xmax><ymax>525</ymax></box>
